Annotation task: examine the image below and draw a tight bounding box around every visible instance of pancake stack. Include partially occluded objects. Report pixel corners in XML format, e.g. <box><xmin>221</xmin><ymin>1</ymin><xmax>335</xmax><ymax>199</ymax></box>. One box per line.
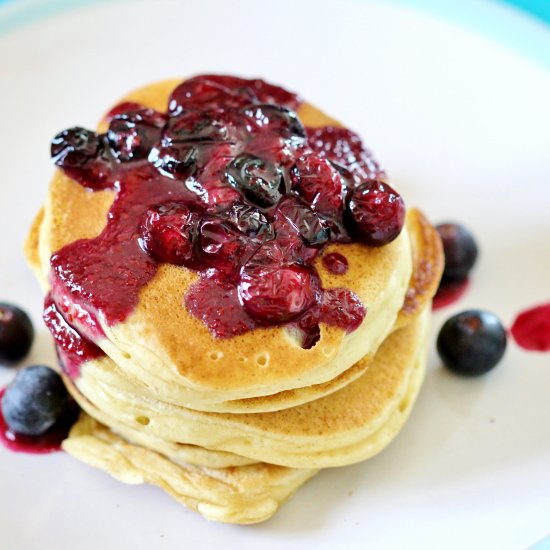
<box><xmin>25</xmin><ymin>77</ymin><xmax>443</xmax><ymax>524</ymax></box>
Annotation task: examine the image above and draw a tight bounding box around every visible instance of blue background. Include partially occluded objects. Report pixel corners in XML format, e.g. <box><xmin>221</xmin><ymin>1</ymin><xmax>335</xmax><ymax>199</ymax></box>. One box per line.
<box><xmin>5</xmin><ymin>0</ymin><xmax>550</xmax><ymax>26</ymax></box>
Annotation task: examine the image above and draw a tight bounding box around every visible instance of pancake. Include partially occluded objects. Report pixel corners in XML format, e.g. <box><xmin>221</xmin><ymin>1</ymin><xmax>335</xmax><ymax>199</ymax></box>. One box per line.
<box><xmin>61</xmin><ymin>320</ymin><xmax>427</xmax><ymax>523</ymax></box>
<box><xmin>395</xmin><ymin>208</ymin><xmax>443</xmax><ymax>329</ymax></box>
<box><xmin>28</xmin><ymin>78</ymin><xmax>415</xmax><ymax>407</ymax></box>
<box><xmin>63</xmin><ymin>379</ymin><xmax>256</xmax><ymax>469</ymax></box>
<box><xmin>24</xmin><ymin>75</ymin><xmax>443</xmax><ymax>524</ymax></box>
<box><xmin>63</xmin><ymin>306</ymin><xmax>430</xmax><ymax>469</ymax></box>
<box><xmin>26</xmin><ymin>205</ymin><xmax>440</xmax><ymax>413</ymax></box>
<box><xmin>63</xmin><ymin>414</ymin><xmax>317</xmax><ymax>524</ymax></box>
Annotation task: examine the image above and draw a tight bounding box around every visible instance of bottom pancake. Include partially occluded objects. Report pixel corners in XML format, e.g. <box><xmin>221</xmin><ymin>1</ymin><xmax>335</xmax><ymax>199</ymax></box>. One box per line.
<box><xmin>62</xmin><ymin>330</ymin><xmax>427</xmax><ymax>523</ymax></box>
<box><xmin>63</xmin><ymin>414</ymin><xmax>316</xmax><ymax>524</ymax></box>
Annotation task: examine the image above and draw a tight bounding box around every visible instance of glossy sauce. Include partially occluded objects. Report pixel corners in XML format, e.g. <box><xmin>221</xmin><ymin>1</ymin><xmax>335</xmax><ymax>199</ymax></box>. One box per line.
<box><xmin>322</xmin><ymin>252</ymin><xmax>349</xmax><ymax>275</ymax></box>
<box><xmin>433</xmin><ymin>278</ymin><xmax>470</xmax><ymax>311</ymax></box>
<box><xmin>510</xmin><ymin>303</ymin><xmax>550</xmax><ymax>351</ymax></box>
<box><xmin>43</xmin><ymin>294</ymin><xmax>105</xmax><ymax>379</ymax></box>
<box><xmin>47</xmin><ymin>75</ymin><xmax>398</xmax><ymax>352</ymax></box>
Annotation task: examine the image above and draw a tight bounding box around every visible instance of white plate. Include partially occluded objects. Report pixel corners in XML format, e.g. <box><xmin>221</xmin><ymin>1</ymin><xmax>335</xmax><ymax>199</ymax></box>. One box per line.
<box><xmin>1</xmin><ymin>1</ymin><xmax>549</xmax><ymax>548</ymax></box>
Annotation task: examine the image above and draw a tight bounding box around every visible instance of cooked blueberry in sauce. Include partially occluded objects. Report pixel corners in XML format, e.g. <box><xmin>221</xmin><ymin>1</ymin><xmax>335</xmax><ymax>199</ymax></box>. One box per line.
<box><xmin>239</xmin><ymin>264</ymin><xmax>318</xmax><ymax>324</ymax></box>
<box><xmin>243</xmin><ymin>104</ymin><xmax>306</xmax><ymax>140</ymax></box>
<box><xmin>51</xmin><ymin>127</ymin><xmax>109</xmax><ymax>186</ymax></box>
<box><xmin>197</xmin><ymin>215</ymin><xmax>263</xmax><ymax>276</ymax></box>
<box><xmin>139</xmin><ymin>202</ymin><xmax>198</xmax><ymax>267</ymax></box>
<box><xmin>307</xmin><ymin>126</ymin><xmax>385</xmax><ymax>184</ymax></box>
<box><xmin>149</xmin><ymin>143</ymin><xmax>199</xmax><ymax>179</ymax></box>
<box><xmin>225</xmin><ymin>154</ymin><xmax>283</xmax><ymax>208</ymax></box>
<box><xmin>107</xmin><ymin>108</ymin><xmax>166</xmax><ymax>162</ymax></box>
<box><xmin>291</xmin><ymin>154</ymin><xmax>346</xmax><ymax>218</ymax></box>
<box><xmin>220</xmin><ymin>203</ymin><xmax>269</xmax><ymax>236</ymax></box>
<box><xmin>0</xmin><ymin>303</ymin><xmax>34</xmax><ymax>366</ymax></box>
<box><xmin>47</xmin><ymin>75</ymin><xmax>403</xmax><ymax>350</ymax></box>
<box><xmin>276</xmin><ymin>198</ymin><xmax>330</xmax><ymax>246</ymax></box>
<box><xmin>51</xmin><ymin>127</ymin><xmax>101</xmax><ymax>167</ymax></box>
<box><xmin>348</xmin><ymin>180</ymin><xmax>405</xmax><ymax>246</ymax></box>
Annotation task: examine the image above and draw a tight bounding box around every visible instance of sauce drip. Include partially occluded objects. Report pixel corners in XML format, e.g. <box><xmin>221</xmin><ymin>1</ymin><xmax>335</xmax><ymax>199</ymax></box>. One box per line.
<box><xmin>433</xmin><ymin>278</ymin><xmax>470</xmax><ymax>311</ymax></box>
<box><xmin>510</xmin><ymin>303</ymin><xmax>550</xmax><ymax>351</ymax></box>
<box><xmin>322</xmin><ymin>252</ymin><xmax>349</xmax><ymax>275</ymax></box>
<box><xmin>43</xmin><ymin>294</ymin><xmax>105</xmax><ymax>378</ymax></box>
<box><xmin>0</xmin><ymin>388</ymin><xmax>79</xmax><ymax>454</ymax></box>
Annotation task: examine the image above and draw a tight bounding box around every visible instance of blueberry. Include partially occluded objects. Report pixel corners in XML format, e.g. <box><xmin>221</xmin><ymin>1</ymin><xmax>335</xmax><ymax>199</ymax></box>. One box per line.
<box><xmin>1</xmin><ymin>366</ymin><xmax>69</xmax><ymax>436</ymax></box>
<box><xmin>0</xmin><ymin>303</ymin><xmax>34</xmax><ymax>366</ymax></box>
<box><xmin>225</xmin><ymin>154</ymin><xmax>283</xmax><ymax>208</ymax></box>
<box><xmin>149</xmin><ymin>144</ymin><xmax>198</xmax><ymax>179</ymax></box>
<box><xmin>290</xmin><ymin>154</ymin><xmax>346</xmax><ymax>218</ymax></box>
<box><xmin>139</xmin><ymin>202</ymin><xmax>197</xmax><ymax>266</ymax></box>
<box><xmin>51</xmin><ymin>127</ymin><xmax>102</xmax><ymax>168</ymax></box>
<box><xmin>197</xmin><ymin>216</ymin><xmax>246</xmax><ymax>265</ymax></box>
<box><xmin>165</xmin><ymin>111</ymin><xmax>232</xmax><ymax>144</ymax></box>
<box><xmin>219</xmin><ymin>204</ymin><xmax>269</xmax><ymax>236</ymax></box>
<box><xmin>239</xmin><ymin>264</ymin><xmax>317</xmax><ymax>324</ymax></box>
<box><xmin>437</xmin><ymin>310</ymin><xmax>507</xmax><ymax>376</ymax></box>
<box><xmin>347</xmin><ymin>180</ymin><xmax>405</xmax><ymax>246</ymax></box>
<box><xmin>50</xmin><ymin>127</ymin><xmax>115</xmax><ymax>189</ymax></box>
<box><xmin>106</xmin><ymin>108</ymin><xmax>166</xmax><ymax>162</ymax></box>
<box><xmin>276</xmin><ymin>199</ymin><xmax>330</xmax><ymax>246</ymax></box>
<box><xmin>436</xmin><ymin>223</ymin><xmax>478</xmax><ymax>281</ymax></box>
<box><xmin>242</xmin><ymin>104</ymin><xmax>306</xmax><ymax>139</ymax></box>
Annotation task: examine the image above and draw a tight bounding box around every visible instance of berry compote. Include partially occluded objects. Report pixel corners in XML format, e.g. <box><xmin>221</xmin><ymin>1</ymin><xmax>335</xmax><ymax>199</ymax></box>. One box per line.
<box><xmin>48</xmin><ymin>75</ymin><xmax>406</xmax><ymax>351</ymax></box>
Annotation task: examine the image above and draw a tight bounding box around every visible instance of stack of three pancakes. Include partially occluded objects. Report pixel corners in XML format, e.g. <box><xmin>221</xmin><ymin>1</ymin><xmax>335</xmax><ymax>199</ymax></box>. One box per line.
<box><xmin>25</xmin><ymin>80</ymin><xmax>443</xmax><ymax>524</ymax></box>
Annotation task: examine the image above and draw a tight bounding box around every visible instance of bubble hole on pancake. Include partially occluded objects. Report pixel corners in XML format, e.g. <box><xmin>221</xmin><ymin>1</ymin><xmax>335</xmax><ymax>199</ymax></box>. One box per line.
<box><xmin>27</xmin><ymin>78</ymin><xmax>420</xmax><ymax>407</ymax></box>
<box><xmin>65</xmin><ymin>306</ymin><xmax>430</xmax><ymax>469</ymax></box>
<box><xmin>62</xmin><ymin>414</ymin><xmax>318</xmax><ymax>524</ymax></box>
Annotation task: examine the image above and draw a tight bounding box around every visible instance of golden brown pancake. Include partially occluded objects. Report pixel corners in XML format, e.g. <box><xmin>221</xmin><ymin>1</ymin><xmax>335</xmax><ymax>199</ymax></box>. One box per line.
<box><xmin>25</xmin><ymin>78</ymin><xmax>432</xmax><ymax>409</ymax></box>
<box><xmin>63</xmin><ymin>414</ymin><xmax>318</xmax><ymax>524</ymax></box>
<box><xmin>63</xmin><ymin>306</ymin><xmax>430</xmax><ymax>469</ymax></box>
<box><xmin>24</xmin><ymin>76</ymin><xmax>443</xmax><ymax>524</ymax></box>
<box><xmin>26</xmin><ymin>205</ymin><xmax>440</xmax><ymax>413</ymax></box>
<box><xmin>61</xmin><ymin>318</ymin><xmax>427</xmax><ymax>523</ymax></box>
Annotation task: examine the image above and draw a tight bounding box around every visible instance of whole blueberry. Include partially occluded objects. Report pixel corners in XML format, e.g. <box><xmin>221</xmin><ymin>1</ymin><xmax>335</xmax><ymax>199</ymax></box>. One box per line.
<box><xmin>436</xmin><ymin>223</ymin><xmax>478</xmax><ymax>281</ymax></box>
<box><xmin>225</xmin><ymin>154</ymin><xmax>283</xmax><ymax>208</ymax></box>
<box><xmin>1</xmin><ymin>366</ymin><xmax>69</xmax><ymax>436</ymax></box>
<box><xmin>347</xmin><ymin>181</ymin><xmax>405</xmax><ymax>246</ymax></box>
<box><xmin>51</xmin><ymin>127</ymin><xmax>101</xmax><ymax>168</ymax></box>
<box><xmin>0</xmin><ymin>303</ymin><xmax>34</xmax><ymax>366</ymax></box>
<box><xmin>437</xmin><ymin>310</ymin><xmax>507</xmax><ymax>376</ymax></box>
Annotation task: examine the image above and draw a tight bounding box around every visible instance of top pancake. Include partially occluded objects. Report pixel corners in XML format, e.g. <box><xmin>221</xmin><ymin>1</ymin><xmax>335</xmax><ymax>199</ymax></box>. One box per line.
<box><xmin>29</xmin><ymin>78</ymin><xmax>418</xmax><ymax>402</ymax></box>
<box><xmin>27</xmin><ymin>202</ymin><xmax>442</xmax><ymax>412</ymax></box>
